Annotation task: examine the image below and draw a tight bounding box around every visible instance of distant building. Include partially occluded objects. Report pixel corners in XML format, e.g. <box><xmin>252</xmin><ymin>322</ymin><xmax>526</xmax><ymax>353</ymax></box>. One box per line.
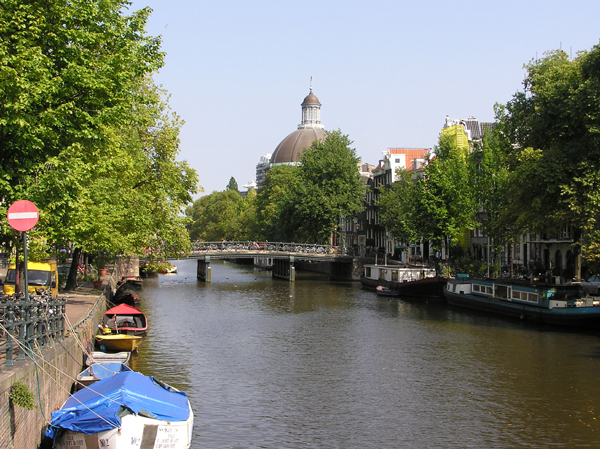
<box><xmin>255</xmin><ymin>154</ymin><xmax>271</xmax><ymax>189</ymax></box>
<box><xmin>241</xmin><ymin>181</ymin><xmax>257</xmax><ymax>198</ymax></box>
<box><xmin>442</xmin><ymin>115</ymin><xmax>494</xmax><ymax>147</ymax></box>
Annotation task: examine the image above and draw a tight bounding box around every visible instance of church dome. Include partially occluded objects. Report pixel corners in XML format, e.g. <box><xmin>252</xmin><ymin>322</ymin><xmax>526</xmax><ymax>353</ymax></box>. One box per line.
<box><xmin>270</xmin><ymin>86</ymin><xmax>325</xmax><ymax>165</ymax></box>
<box><xmin>271</xmin><ymin>128</ymin><xmax>326</xmax><ymax>164</ymax></box>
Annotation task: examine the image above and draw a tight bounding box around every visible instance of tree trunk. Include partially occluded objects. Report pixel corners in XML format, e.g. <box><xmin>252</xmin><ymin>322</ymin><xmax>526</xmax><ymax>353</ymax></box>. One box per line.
<box><xmin>574</xmin><ymin>227</ymin><xmax>582</xmax><ymax>282</ymax></box>
<box><xmin>65</xmin><ymin>247</ymin><xmax>82</xmax><ymax>291</ymax></box>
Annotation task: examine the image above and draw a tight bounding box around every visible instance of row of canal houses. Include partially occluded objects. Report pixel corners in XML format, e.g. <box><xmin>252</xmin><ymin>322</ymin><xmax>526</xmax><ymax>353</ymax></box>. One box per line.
<box><xmin>340</xmin><ymin>116</ymin><xmax>578</xmax><ymax>283</ymax></box>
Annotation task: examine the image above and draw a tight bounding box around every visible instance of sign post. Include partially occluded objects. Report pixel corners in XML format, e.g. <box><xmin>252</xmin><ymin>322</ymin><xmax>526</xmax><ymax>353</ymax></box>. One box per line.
<box><xmin>7</xmin><ymin>200</ymin><xmax>39</xmax><ymax>298</ymax></box>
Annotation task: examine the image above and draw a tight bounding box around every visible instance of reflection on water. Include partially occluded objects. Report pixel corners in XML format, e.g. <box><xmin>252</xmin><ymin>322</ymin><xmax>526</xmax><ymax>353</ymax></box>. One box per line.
<box><xmin>130</xmin><ymin>259</ymin><xmax>600</xmax><ymax>449</ymax></box>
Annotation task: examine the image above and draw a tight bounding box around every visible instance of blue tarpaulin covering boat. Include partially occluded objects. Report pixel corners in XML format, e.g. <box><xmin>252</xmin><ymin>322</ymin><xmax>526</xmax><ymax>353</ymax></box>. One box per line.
<box><xmin>46</xmin><ymin>371</ymin><xmax>191</xmax><ymax>438</ymax></box>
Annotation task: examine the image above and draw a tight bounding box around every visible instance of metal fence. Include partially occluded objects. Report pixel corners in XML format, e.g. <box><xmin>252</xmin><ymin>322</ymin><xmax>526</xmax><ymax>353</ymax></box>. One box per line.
<box><xmin>0</xmin><ymin>292</ymin><xmax>66</xmax><ymax>371</ymax></box>
<box><xmin>191</xmin><ymin>241</ymin><xmax>351</xmax><ymax>256</ymax></box>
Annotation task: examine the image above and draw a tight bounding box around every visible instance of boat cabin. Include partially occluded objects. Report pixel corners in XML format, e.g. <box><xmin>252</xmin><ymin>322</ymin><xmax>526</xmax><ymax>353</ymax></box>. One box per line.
<box><xmin>363</xmin><ymin>264</ymin><xmax>436</xmax><ymax>284</ymax></box>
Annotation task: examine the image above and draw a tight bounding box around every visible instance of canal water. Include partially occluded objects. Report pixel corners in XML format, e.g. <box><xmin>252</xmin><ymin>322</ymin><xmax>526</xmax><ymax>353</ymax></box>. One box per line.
<box><xmin>129</xmin><ymin>259</ymin><xmax>600</xmax><ymax>449</ymax></box>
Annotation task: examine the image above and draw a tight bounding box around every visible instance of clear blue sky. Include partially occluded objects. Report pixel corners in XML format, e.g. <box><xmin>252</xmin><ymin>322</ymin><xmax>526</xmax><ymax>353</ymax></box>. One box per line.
<box><xmin>130</xmin><ymin>0</ymin><xmax>600</xmax><ymax>197</ymax></box>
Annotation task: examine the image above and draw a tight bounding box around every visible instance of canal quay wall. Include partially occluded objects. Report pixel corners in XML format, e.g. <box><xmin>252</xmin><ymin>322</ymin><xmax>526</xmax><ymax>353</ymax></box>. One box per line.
<box><xmin>295</xmin><ymin>257</ymin><xmax>365</xmax><ymax>281</ymax></box>
<box><xmin>0</xmin><ymin>257</ymin><xmax>137</xmax><ymax>449</ymax></box>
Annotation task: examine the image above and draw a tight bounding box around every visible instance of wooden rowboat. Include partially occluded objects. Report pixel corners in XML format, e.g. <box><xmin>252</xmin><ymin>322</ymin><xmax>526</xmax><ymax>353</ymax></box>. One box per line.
<box><xmin>75</xmin><ymin>362</ymin><xmax>131</xmax><ymax>391</ymax></box>
<box><xmin>94</xmin><ymin>334</ymin><xmax>144</xmax><ymax>352</ymax></box>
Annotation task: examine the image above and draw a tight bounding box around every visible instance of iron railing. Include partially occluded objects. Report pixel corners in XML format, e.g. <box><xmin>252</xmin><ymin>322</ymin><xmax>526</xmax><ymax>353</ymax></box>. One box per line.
<box><xmin>191</xmin><ymin>241</ymin><xmax>351</xmax><ymax>256</ymax></box>
<box><xmin>0</xmin><ymin>291</ymin><xmax>66</xmax><ymax>371</ymax></box>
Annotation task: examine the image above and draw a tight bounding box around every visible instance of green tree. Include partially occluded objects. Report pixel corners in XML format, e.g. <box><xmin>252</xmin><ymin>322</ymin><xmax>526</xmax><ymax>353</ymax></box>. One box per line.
<box><xmin>0</xmin><ymin>1</ymin><xmax>199</xmax><ymax>289</ymax></box>
<box><xmin>237</xmin><ymin>189</ymin><xmax>259</xmax><ymax>240</ymax></box>
<box><xmin>412</xmin><ymin>132</ymin><xmax>477</xmax><ymax>252</ymax></box>
<box><xmin>291</xmin><ymin>130</ymin><xmax>365</xmax><ymax>243</ymax></box>
<box><xmin>378</xmin><ymin>168</ymin><xmax>419</xmax><ymax>244</ymax></box>
<box><xmin>186</xmin><ymin>190</ymin><xmax>244</xmax><ymax>241</ymax></box>
<box><xmin>469</xmin><ymin>113</ymin><xmax>512</xmax><ymax>254</ymax></box>
<box><xmin>226</xmin><ymin>177</ymin><xmax>240</xmax><ymax>193</ymax></box>
<box><xmin>254</xmin><ymin>165</ymin><xmax>300</xmax><ymax>241</ymax></box>
<box><xmin>501</xmin><ymin>44</ymin><xmax>600</xmax><ymax>278</ymax></box>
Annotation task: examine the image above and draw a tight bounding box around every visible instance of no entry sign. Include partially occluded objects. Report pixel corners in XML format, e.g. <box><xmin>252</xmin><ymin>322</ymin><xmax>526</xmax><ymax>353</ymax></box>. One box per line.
<box><xmin>7</xmin><ymin>200</ymin><xmax>39</xmax><ymax>232</ymax></box>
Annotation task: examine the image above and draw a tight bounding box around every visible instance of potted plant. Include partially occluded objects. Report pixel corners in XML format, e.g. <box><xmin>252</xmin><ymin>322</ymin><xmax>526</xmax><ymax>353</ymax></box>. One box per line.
<box><xmin>95</xmin><ymin>251</ymin><xmax>113</xmax><ymax>276</ymax></box>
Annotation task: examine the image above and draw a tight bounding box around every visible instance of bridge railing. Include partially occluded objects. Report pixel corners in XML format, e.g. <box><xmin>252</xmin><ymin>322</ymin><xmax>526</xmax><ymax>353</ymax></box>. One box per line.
<box><xmin>191</xmin><ymin>241</ymin><xmax>351</xmax><ymax>256</ymax></box>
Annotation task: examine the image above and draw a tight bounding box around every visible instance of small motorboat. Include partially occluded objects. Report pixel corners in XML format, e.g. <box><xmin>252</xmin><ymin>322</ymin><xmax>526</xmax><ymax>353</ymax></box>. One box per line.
<box><xmin>158</xmin><ymin>262</ymin><xmax>178</xmax><ymax>274</ymax></box>
<box><xmin>86</xmin><ymin>351</ymin><xmax>131</xmax><ymax>366</ymax></box>
<box><xmin>376</xmin><ymin>285</ymin><xmax>400</xmax><ymax>297</ymax></box>
<box><xmin>75</xmin><ymin>362</ymin><xmax>131</xmax><ymax>391</ymax></box>
<box><xmin>100</xmin><ymin>303</ymin><xmax>147</xmax><ymax>336</ymax></box>
<box><xmin>111</xmin><ymin>282</ymin><xmax>141</xmax><ymax>306</ymax></box>
<box><xmin>95</xmin><ymin>334</ymin><xmax>144</xmax><ymax>352</ymax></box>
<box><xmin>120</xmin><ymin>275</ymin><xmax>143</xmax><ymax>288</ymax></box>
<box><xmin>47</xmin><ymin>371</ymin><xmax>194</xmax><ymax>449</ymax></box>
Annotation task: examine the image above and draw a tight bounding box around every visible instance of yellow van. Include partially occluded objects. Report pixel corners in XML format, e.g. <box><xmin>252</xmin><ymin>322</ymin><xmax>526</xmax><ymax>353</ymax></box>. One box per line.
<box><xmin>3</xmin><ymin>260</ymin><xmax>59</xmax><ymax>298</ymax></box>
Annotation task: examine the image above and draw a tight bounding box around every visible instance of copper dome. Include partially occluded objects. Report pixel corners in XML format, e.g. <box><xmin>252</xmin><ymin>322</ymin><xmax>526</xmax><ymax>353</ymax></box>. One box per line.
<box><xmin>302</xmin><ymin>92</ymin><xmax>321</xmax><ymax>106</ymax></box>
<box><xmin>270</xmin><ymin>128</ymin><xmax>326</xmax><ymax>164</ymax></box>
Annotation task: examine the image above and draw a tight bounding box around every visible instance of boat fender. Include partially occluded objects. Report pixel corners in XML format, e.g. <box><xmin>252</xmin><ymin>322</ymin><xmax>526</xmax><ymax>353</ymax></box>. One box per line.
<box><xmin>98</xmin><ymin>324</ymin><xmax>112</xmax><ymax>335</ymax></box>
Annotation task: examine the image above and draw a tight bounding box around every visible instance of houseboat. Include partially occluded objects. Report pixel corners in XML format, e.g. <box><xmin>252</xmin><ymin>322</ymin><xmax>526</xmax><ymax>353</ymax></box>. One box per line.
<box><xmin>361</xmin><ymin>264</ymin><xmax>446</xmax><ymax>299</ymax></box>
<box><xmin>444</xmin><ymin>277</ymin><xmax>600</xmax><ymax>328</ymax></box>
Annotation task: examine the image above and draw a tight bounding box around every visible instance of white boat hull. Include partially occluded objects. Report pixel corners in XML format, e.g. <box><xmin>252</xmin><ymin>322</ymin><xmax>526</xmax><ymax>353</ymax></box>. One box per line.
<box><xmin>54</xmin><ymin>402</ymin><xmax>193</xmax><ymax>449</ymax></box>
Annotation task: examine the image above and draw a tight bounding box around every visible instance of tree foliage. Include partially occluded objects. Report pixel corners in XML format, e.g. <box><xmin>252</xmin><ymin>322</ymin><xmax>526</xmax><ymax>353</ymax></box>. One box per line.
<box><xmin>469</xmin><ymin>112</ymin><xmax>512</xmax><ymax>245</ymax></box>
<box><xmin>413</xmin><ymin>132</ymin><xmax>476</xmax><ymax>251</ymax></box>
<box><xmin>0</xmin><ymin>0</ymin><xmax>199</xmax><ymax>289</ymax></box>
<box><xmin>290</xmin><ymin>130</ymin><xmax>365</xmax><ymax>243</ymax></box>
<box><xmin>226</xmin><ymin>177</ymin><xmax>240</xmax><ymax>193</ymax></box>
<box><xmin>501</xmin><ymin>44</ymin><xmax>600</xmax><ymax>274</ymax></box>
<box><xmin>186</xmin><ymin>190</ymin><xmax>244</xmax><ymax>241</ymax></box>
<box><xmin>254</xmin><ymin>164</ymin><xmax>299</xmax><ymax>241</ymax></box>
<box><xmin>378</xmin><ymin>168</ymin><xmax>419</xmax><ymax>244</ymax></box>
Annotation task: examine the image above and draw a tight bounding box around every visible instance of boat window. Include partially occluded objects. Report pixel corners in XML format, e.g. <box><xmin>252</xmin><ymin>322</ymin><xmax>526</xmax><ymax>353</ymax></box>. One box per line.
<box><xmin>365</xmin><ymin>267</ymin><xmax>371</xmax><ymax>277</ymax></box>
<box><xmin>495</xmin><ymin>285</ymin><xmax>510</xmax><ymax>299</ymax></box>
<box><xmin>513</xmin><ymin>291</ymin><xmax>538</xmax><ymax>303</ymax></box>
<box><xmin>473</xmin><ymin>284</ymin><xmax>481</xmax><ymax>293</ymax></box>
<box><xmin>391</xmin><ymin>270</ymin><xmax>398</xmax><ymax>282</ymax></box>
<box><xmin>379</xmin><ymin>270</ymin><xmax>386</xmax><ymax>280</ymax></box>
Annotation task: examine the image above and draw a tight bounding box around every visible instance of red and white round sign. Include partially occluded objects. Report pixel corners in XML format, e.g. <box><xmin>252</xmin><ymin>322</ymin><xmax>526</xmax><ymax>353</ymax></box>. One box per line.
<box><xmin>7</xmin><ymin>200</ymin><xmax>39</xmax><ymax>232</ymax></box>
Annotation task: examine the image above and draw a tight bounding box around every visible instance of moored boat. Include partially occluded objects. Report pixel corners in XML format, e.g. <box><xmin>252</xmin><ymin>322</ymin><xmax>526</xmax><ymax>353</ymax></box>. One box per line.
<box><xmin>75</xmin><ymin>362</ymin><xmax>131</xmax><ymax>391</ymax></box>
<box><xmin>361</xmin><ymin>264</ymin><xmax>446</xmax><ymax>299</ymax></box>
<box><xmin>376</xmin><ymin>285</ymin><xmax>400</xmax><ymax>297</ymax></box>
<box><xmin>95</xmin><ymin>334</ymin><xmax>144</xmax><ymax>352</ymax></box>
<box><xmin>100</xmin><ymin>303</ymin><xmax>147</xmax><ymax>336</ymax></box>
<box><xmin>158</xmin><ymin>262</ymin><xmax>178</xmax><ymax>274</ymax></box>
<box><xmin>86</xmin><ymin>351</ymin><xmax>131</xmax><ymax>366</ymax></box>
<box><xmin>444</xmin><ymin>277</ymin><xmax>600</xmax><ymax>328</ymax></box>
<box><xmin>47</xmin><ymin>371</ymin><xmax>194</xmax><ymax>449</ymax></box>
<box><xmin>120</xmin><ymin>275</ymin><xmax>143</xmax><ymax>288</ymax></box>
<box><xmin>111</xmin><ymin>282</ymin><xmax>141</xmax><ymax>306</ymax></box>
